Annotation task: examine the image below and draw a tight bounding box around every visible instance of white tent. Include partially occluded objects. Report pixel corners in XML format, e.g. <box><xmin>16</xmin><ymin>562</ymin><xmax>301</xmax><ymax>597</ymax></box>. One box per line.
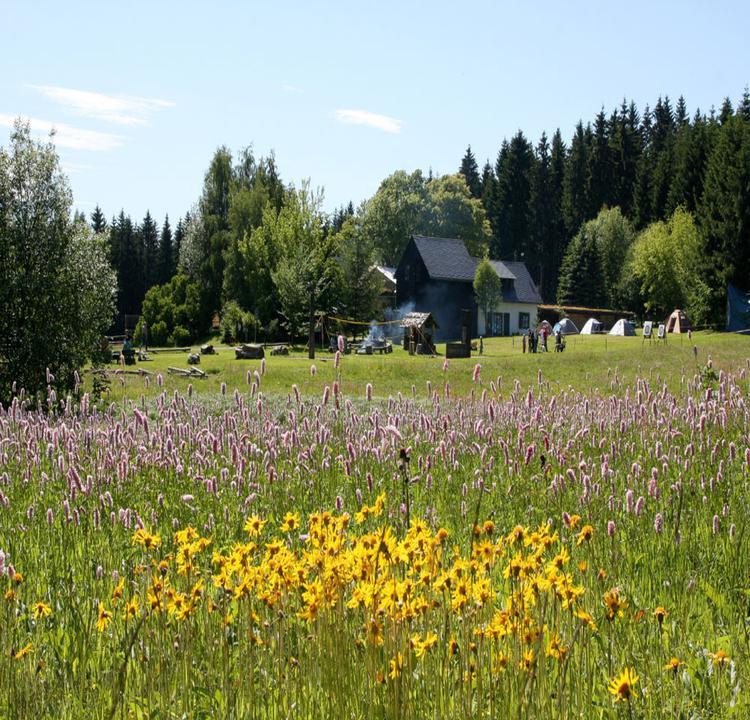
<box><xmin>608</xmin><ymin>319</ymin><xmax>635</xmax><ymax>336</ymax></box>
<box><xmin>553</xmin><ymin>318</ymin><xmax>579</xmax><ymax>335</ymax></box>
<box><xmin>580</xmin><ymin>318</ymin><xmax>604</xmax><ymax>334</ymax></box>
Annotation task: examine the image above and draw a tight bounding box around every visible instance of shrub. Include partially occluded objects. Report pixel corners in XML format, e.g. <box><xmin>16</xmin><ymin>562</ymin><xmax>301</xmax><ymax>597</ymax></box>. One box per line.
<box><xmin>171</xmin><ymin>325</ymin><xmax>191</xmax><ymax>347</ymax></box>
<box><xmin>150</xmin><ymin>320</ymin><xmax>169</xmax><ymax>347</ymax></box>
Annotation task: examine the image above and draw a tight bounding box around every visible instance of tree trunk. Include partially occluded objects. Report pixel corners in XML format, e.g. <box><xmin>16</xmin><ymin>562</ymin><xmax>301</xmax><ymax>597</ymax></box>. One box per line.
<box><xmin>308</xmin><ymin>288</ymin><xmax>315</xmax><ymax>359</ymax></box>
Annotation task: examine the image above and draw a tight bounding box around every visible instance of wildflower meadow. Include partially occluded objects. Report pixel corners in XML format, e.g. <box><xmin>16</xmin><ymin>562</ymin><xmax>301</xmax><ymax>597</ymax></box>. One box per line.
<box><xmin>1</xmin><ymin>337</ymin><xmax>749</xmax><ymax>718</ymax></box>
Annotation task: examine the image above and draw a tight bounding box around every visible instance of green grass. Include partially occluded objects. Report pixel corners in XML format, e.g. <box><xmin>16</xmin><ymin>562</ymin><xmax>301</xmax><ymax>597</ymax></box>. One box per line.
<box><xmin>3</xmin><ymin>330</ymin><xmax>749</xmax><ymax>718</ymax></box>
<box><xmin>96</xmin><ymin>331</ymin><xmax>747</xmax><ymax>404</ymax></box>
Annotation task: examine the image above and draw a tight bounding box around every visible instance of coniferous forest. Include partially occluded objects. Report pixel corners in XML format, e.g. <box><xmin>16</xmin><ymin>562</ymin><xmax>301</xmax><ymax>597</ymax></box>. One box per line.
<box><xmin>97</xmin><ymin>90</ymin><xmax>750</xmax><ymax>343</ymax></box>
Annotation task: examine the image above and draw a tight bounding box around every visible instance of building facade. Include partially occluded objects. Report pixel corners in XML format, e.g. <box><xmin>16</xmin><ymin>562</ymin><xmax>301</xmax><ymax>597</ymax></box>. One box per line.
<box><xmin>395</xmin><ymin>235</ymin><xmax>541</xmax><ymax>342</ymax></box>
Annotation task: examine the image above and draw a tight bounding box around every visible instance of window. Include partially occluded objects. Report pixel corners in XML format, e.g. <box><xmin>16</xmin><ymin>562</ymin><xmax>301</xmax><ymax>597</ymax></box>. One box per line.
<box><xmin>519</xmin><ymin>312</ymin><xmax>530</xmax><ymax>330</ymax></box>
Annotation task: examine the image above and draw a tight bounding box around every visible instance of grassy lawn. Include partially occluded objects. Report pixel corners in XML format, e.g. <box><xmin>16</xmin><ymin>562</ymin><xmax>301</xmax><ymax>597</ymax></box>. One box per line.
<box><xmin>95</xmin><ymin>331</ymin><xmax>748</xmax><ymax>403</ymax></box>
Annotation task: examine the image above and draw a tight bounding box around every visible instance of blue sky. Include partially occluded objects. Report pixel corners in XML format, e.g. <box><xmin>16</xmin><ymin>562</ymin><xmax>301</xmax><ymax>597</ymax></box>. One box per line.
<box><xmin>1</xmin><ymin>0</ymin><xmax>748</xmax><ymax>225</ymax></box>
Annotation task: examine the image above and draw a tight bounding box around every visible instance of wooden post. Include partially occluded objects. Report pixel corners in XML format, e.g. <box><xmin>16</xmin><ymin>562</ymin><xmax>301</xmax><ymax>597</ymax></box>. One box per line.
<box><xmin>308</xmin><ymin>288</ymin><xmax>315</xmax><ymax>360</ymax></box>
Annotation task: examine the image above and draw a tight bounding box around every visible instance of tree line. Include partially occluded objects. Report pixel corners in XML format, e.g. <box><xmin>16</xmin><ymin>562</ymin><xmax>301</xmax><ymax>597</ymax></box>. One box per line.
<box><xmin>457</xmin><ymin>90</ymin><xmax>750</xmax><ymax>323</ymax></box>
<box><xmin>103</xmin><ymin>89</ymin><xmax>750</xmax><ymax>343</ymax></box>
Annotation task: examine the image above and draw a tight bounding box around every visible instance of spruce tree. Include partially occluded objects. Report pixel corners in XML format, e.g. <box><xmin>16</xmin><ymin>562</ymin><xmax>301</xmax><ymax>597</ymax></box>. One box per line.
<box><xmin>562</xmin><ymin>122</ymin><xmax>591</xmax><ymax>237</ymax></box>
<box><xmin>493</xmin><ymin>132</ymin><xmax>535</xmax><ymax>261</ymax></box>
<box><xmin>90</xmin><ymin>205</ymin><xmax>107</xmax><ymax>233</ymax></box>
<box><xmin>556</xmin><ymin>222</ymin><xmax>605</xmax><ymax>308</ymax></box>
<box><xmin>698</xmin><ymin>114</ymin><xmax>750</xmax><ymax>319</ymax></box>
<box><xmin>548</xmin><ymin>130</ymin><xmax>567</xmax><ymax>300</ymax></box>
<box><xmin>158</xmin><ymin>215</ymin><xmax>174</xmax><ymax>284</ymax></box>
<box><xmin>587</xmin><ymin>109</ymin><xmax>614</xmax><ymax>216</ymax></box>
<box><xmin>173</xmin><ymin>218</ymin><xmax>185</xmax><ymax>272</ymax></box>
<box><xmin>529</xmin><ymin>132</ymin><xmax>554</xmax><ymax>298</ymax></box>
<box><xmin>459</xmin><ymin>145</ymin><xmax>482</xmax><ymax>198</ymax></box>
<box><xmin>139</xmin><ymin>211</ymin><xmax>160</xmax><ymax>298</ymax></box>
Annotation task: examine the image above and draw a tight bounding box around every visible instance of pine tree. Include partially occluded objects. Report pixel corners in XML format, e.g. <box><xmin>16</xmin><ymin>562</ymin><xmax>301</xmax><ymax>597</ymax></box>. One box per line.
<box><xmin>698</xmin><ymin>114</ymin><xmax>750</xmax><ymax>319</ymax></box>
<box><xmin>529</xmin><ymin>132</ymin><xmax>554</xmax><ymax>297</ymax></box>
<box><xmin>111</xmin><ymin>211</ymin><xmax>139</xmax><ymax>317</ymax></box>
<box><xmin>547</xmin><ymin>130</ymin><xmax>567</xmax><ymax>300</ymax></box>
<box><xmin>739</xmin><ymin>87</ymin><xmax>750</xmax><ymax>121</ymax></box>
<box><xmin>90</xmin><ymin>205</ymin><xmax>107</xmax><ymax>233</ymax></box>
<box><xmin>556</xmin><ymin>222</ymin><xmax>606</xmax><ymax>308</ymax></box>
<box><xmin>493</xmin><ymin>132</ymin><xmax>535</xmax><ymax>261</ymax></box>
<box><xmin>675</xmin><ymin>96</ymin><xmax>689</xmax><ymax>127</ymax></box>
<box><xmin>649</xmin><ymin>97</ymin><xmax>677</xmax><ymax>220</ymax></box>
<box><xmin>719</xmin><ymin>97</ymin><xmax>734</xmax><ymax>124</ymax></box>
<box><xmin>173</xmin><ymin>218</ymin><xmax>185</xmax><ymax>271</ymax></box>
<box><xmin>158</xmin><ymin>215</ymin><xmax>174</xmax><ymax>284</ymax></box>
<box><xmin>459</xmin><ymin>145</ymin><xmax>482</xmax><ymax>198</ymax></box>
<box><xmin>139</xmin><ymin>211</ymin><xmax>160</xmax><ymax>298</ymax></box>
<box><xmin>608</xmin><ymin>101</ymin><xmax>641</xmax><ymax>216</ymax></box>
<box><xmin>667</xmin><ymin>110</ymin><xmax>715</xmax><ymax>214</ymax></box>
<box><xmin>562</xmin><ymin>122</ymin><xmax>591</xmax><ymax>237</ymax></box>
<box><xmin>587</xmin><ymin>109</ymin><xmax>614</xmax><ymax>216</ymax></box>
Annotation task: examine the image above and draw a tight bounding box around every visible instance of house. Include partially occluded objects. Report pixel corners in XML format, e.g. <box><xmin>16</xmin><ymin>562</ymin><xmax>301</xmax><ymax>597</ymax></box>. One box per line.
<box><xmin>394</xmin><ymin>235</ymin><xmax>542</xmax><ymax>341</ymax></box>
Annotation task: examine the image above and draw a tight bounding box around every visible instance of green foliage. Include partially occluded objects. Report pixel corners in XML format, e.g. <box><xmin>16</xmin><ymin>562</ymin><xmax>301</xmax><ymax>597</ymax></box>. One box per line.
<box><xmin>139</xmin><ymin>274</ymin><xmax>203</xmax><ymax>346</ymax></box>
<box><xmin>219</xmin><ymin>300</ymin><xmax>256</xmax><ymax>344</ymax></box>
<box><xmin>698</xmin><ymin>114</ymin><xmax>750</xmax><ymax>319</ymax></box>
<box><xmin>361</xmin><ymin>170</ymin><xmax>490</xmax><ymax>266</ymax></box>
<box><xmin>269</xmin><ymin>183</ymin><xmax>337</xmax><ymax>339</ymax></box>
<box><xmin>491</xmin><ymin>131</ymin><xmax>535</xmax><ymax>260</ymax></box>
<box><xmin>556</xmin><ymin>221</ymin><xmax>606</xmax><ymax>308</ymax></box>
<box><xmin>628</xmin><ymin>208</ymin><xmax>711</xmax><ymax>321</ymax></box>
<box><xmin>335</xmin><ymin>216</ymin><xmax>382</xmax><ymax>323</ymax></box>
<box><xmin>473</xmin><ymin>256</ymin><xmax>502</xmax><ymax>331</ymax></box>
<box><xmin>458</xmin><ymin>145</ymin><xmax>481</xmax><ymax>198</ymax></box>
<box><xmin>556</xmin><ymin>207</ymin><xmax>632</xmax><ymax>308</ymax></box>
<box><xmin>171</xmin><ymin>325</ymin><xmax>191</xmax><ymax>347</ymax></box>
<box><xmin>149</xmin><ymin>320</ymin><xmax>169</xmax><ymax>346</ymax></box>
<box><xmin>0</xmin><ymin>120</ymin><xmax>116</xmax><ymax>401</ymax></box>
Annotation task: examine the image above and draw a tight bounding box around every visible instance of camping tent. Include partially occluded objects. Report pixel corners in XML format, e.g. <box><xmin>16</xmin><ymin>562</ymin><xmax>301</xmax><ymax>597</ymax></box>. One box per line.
<box><xmin>536</xmin><ymin>320</ymin><xmax>553</xmax><ymax>334</ymax></box>
<box><xmin>553</xmin><ymin>318</ymin><xmax>579</xmax><ymax>335</ymax></box>
<box><xmin>580</xmin><ymin>318</ymin><xmax>604</xmax><ymax>334</ymax></box>
<box><xmin>665</xmin><ymin>309</ymin><xmax>691</xmax><ymax>334</ymax></box>
<box><xmin>727</xmin><ymin>283</ymin><xmax>750</xmax><ymax>332</ymax></box>
<box><xmin>608</xmin><ymin>319</ymin><xmax>635</xmax><ymax>336</ymax></box>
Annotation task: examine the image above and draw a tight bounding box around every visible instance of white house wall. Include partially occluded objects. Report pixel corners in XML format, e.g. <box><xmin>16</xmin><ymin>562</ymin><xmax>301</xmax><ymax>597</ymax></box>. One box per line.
<box><xmin>478</xmin><ymin>303</ymin><xmax>539</xmax><ymax>336</ymax></box>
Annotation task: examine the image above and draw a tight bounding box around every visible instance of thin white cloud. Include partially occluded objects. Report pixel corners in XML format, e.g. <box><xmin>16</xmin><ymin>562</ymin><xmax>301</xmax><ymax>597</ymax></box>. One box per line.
<box><xmin>0</xmin><ymin>114</ymin><xmax>122</xmax><ymax>151</ymax></box>
<box><xmin>61</xmin><ymin>161</ymin><xmax>95</xmax><ymax>174</ymax></box>
<box><xmin>281</xmin><ymin>84</ymin><xmax>304</xmax><ymax>94</ymax></box>
<box><xmin>29</xmin><ymin>85</ymin><xmax>174</xmax><ymax>126</ymax></box>
<box><xmin>334</xmin><ymin>108</ymin><xmax>402</xmax><ymax>134</ymax></box>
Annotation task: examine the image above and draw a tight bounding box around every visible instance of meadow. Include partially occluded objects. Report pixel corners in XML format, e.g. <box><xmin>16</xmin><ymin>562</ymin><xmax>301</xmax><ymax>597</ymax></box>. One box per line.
<box><xmin>1</xmin><ymin>332</ymin><xmax>749</xmax><ymax>718</ymax></box>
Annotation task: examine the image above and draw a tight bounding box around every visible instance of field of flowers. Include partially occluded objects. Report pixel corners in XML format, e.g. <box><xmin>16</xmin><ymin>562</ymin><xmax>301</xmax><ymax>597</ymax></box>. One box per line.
<box><xmin>2</xmin><ymin>342</ymin><xmax>749</xmax><ymax>718</ymax></box>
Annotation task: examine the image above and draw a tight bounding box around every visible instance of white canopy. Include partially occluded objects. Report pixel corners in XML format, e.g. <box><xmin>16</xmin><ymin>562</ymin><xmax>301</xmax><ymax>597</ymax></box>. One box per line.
<box><xmin>580</xmin><ymin>318</ymin><xmax>603</xmax><ymax>334</ymax></box>
<box><xmin>608</xmin><ymin>319</ymin><xmax>635</xmax><ymax>336</ymax></box>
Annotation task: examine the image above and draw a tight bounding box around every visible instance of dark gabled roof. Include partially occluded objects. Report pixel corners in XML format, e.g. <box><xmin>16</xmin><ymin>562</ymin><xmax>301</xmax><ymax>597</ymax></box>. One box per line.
<box><xmin>488</xmin><ymin>259</ymin><xmax>516</xmax><ymax>280</ymax></box>
<box><xmin>404</xmin><ymin>235</ymin><xmax>542</xmax><ymax>304</ymax></box>
<box><xmin>500</xmin><ymin>261</ymin><xmax>543</xmax><ymax>304</ymax></box>
<box><xmin>411</xmin><ymin>235</ymin><xmax>477</xmax><ymax>281</ymax></box>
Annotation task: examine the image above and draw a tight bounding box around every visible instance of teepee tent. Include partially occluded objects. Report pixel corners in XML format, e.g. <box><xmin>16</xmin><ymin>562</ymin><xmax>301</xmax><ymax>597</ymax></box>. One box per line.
<box><xmin>553</xmin><ymin>318</ymin><xmax>579</xmax><ymax>335</ymax></box>
<box><xmin>608</xmin><ymin>319</ymin><xmax>635</xmax><ymax>336</ymax></box>
<box><xmin>580</xmin><ymin>318</ymin><xmax>603</xmax><ymax>334</ymax></box>
<box><xmin>665</xmin><ymin>309</ymin><xmax>691</xmax><ymax>334</ymax></box>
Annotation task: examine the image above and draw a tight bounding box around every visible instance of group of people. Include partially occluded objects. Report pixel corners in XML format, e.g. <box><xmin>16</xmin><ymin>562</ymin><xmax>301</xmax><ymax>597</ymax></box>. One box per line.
<box><xmin>522</xmin><ymin>324</ymin><xmax>565</xmax><ymax>353</ymax></box>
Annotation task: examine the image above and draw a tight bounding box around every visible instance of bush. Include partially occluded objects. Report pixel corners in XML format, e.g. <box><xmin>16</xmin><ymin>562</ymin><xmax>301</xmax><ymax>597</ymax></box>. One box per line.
<box><xmin>220</xmin><ymin>301</ymin><xmax>255</xmax><ymax>344</ymax></box>
<box><xmin>171</xmin><ymin>325</ymin><xmax>191</xmax><ymax>347</ymax></box>
<box><xmin>150</xmin><ymin>320</ymin><xmax>169</xmax><ymax>347</ymax></box>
